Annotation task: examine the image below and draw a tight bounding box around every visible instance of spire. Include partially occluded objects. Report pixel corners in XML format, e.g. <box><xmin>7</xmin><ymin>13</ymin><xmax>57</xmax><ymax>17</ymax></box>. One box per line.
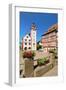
<box><xmin>31</xmin><ymin>23</ymin><xmax>36</xmax><ymax>30</ymax></box>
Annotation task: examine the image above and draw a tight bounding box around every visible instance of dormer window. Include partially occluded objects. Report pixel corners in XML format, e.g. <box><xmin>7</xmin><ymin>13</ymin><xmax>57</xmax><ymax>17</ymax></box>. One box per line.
<box><xmin>27</xmin><ymin>36</ymin><xmax>28</xmax><ymax>38</ymax></box>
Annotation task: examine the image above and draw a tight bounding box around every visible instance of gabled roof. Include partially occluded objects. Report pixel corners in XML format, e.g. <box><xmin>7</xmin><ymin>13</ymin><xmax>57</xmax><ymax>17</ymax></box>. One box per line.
<box><xmin>23</xmin><ymin>34</ymin><xmax>31</xmax><ymax>39</ymax></box>
<box><xmin>42</xmin><ymin>24</ymin><xmax>58</xmax><ymax>36</ymax></box>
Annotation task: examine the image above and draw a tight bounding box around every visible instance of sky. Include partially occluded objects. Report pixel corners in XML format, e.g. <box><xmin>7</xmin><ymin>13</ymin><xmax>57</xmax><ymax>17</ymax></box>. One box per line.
<box><xmin>20</xmin><ymin>12</ymin><xmax>58</xmax><ymax>43</ymax></box>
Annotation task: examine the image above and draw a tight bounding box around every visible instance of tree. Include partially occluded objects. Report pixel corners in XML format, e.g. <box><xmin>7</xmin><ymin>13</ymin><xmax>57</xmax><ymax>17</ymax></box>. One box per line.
<box><xmin>37</xmin><ymin>44</ymin><xmax>42</xmax><ymax>50</ymax></box>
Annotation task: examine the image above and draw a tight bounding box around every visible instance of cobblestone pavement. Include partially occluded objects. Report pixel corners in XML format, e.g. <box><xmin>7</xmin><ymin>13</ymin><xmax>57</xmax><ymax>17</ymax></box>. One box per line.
<box><xmin>42</xmin><ymin>65</ymin><xmax>58</xmax><ymax>76</ymax></box>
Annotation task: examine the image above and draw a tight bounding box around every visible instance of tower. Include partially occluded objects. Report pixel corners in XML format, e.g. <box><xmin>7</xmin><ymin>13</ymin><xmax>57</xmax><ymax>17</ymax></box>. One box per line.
<box><xmin>31</xmin><ymin>23</ymin><xmax>36</xmax><ymax>50</ymax></box>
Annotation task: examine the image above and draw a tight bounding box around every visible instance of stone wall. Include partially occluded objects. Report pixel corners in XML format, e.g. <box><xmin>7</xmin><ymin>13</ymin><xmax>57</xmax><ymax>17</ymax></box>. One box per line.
<box><xmin>34</xmin><ymin>63</ymin><xmax>53</xmax><ymax>77</ymax></box>
<box><xmin>24</xmin><ymin>58</ymin><xmax>34</xmax><ymax>77</ymax></box>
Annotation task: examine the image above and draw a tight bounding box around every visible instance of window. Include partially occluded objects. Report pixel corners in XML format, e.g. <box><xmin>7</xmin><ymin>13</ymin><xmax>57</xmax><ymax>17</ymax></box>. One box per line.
<box><xmin>33</xmin><ymin>43</ymin><xmax>35</xmax><ymax>45</ymax></box>
<box><xmin>29</xmin><ymin>39</ymin><xmax>31</xmax><ymax>41</ymax></box>
<box><xmin>29</xmin><ymin>47</ymin><xmax>31</xmax><ymax>49</ymax></box>
<box><xmin>24</xmin><ymin>47</ymin><xmax>27</xmax><ymax>50</ymax></box>
<box><xmin>25</xmin><ymin>39</ymin><xmax>27</xmax><ymax>41</ymax></box>
<box><xmin>25</xmin><ymin>43</ymin><xmax>27</xmax><ymax>45</ymax></box>
<box><xmin>29</xmin><ymin>43</ymin><xmax>31</xmax><ymax>45</ymax></box>
<box><xmin>27</xmin><ymin>36</ymin><xmax>28</xmax><ymax>38</ymax></box>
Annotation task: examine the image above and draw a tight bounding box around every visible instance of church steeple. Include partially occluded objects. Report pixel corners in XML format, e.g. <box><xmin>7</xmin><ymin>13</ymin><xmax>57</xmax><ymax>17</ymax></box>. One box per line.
<box><xmin>31</xmin><ymin>23</ymin><xmax>37</xmax><ymax>50</ymax></box>
<box><xmin>31</xmin><ymin>23</ymin><xmax>36</xmax><ymax>30</ymax></box>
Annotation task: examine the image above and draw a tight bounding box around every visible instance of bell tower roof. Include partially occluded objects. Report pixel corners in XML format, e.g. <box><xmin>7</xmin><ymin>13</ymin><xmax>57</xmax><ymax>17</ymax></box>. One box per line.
<box><xmin>31</xmin><ymin>23</ymin><xmax>36</xmax><ymax>30</ymax></box>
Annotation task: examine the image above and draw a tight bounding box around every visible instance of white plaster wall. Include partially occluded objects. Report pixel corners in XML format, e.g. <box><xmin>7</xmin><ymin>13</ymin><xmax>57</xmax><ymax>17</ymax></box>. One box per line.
<box><xmin>31</xmin><ymin>30</ymin><xmax>36</xmax><ymax>50</ymax></box>
<box><xmin>23</xmin><ymin>34</ymin><xmax>31</xmax><ymax>50</ymax></box>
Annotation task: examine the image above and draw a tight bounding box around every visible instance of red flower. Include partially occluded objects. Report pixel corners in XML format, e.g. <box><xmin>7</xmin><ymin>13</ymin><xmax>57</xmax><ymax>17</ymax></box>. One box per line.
<box><xmin>23</xmin><ymin>51</ymin><xmax>35</xmax><ymax>59</ymax></box>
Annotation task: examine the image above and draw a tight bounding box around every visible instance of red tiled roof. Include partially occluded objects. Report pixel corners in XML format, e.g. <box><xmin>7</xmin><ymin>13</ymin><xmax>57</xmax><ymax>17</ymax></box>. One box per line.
<box><xmin>48</xmin><ymin>24</ymin><xmax>58</xmax><ymax>32</ymax></box>
<box><xmin>42</xmin><ymin>24</ymin><xmax>58</xmax><ymax>36</ymax></box>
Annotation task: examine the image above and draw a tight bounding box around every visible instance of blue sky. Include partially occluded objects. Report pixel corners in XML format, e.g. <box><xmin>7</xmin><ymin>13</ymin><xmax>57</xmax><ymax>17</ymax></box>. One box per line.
<box><xmin>20</xmin><ymin>12</ymin><xmax>58</xmax><ymax>42</ymax></box>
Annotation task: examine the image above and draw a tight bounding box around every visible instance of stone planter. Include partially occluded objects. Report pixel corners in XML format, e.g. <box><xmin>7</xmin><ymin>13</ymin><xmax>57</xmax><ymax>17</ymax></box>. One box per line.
<box><xmin>34</xmin><ymin>62</ymin><xmax>53</xmax><ymax>77</ymax></box>
<box><xmin>23</xmin><ymin>58</ymin><xmax>34</xmax><ymax>77</ymax></box>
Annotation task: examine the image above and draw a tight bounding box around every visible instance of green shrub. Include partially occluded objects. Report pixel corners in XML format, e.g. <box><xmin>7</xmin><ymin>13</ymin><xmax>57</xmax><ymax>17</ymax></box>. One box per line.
<box><xmin>32</xmin><ymin>51</ymin><xmax>36</xmax><ymax>58</ymax></box>
<box><xmin>37</xmin><ymin>44</ymin><xmax>42</xmax><ymax>50</ymax></box>
<box><xmin>49</xmin><ymin>49</ymin><xmax>58</xmax><ymax>59</ymax></box>
<box><xmin>49</xmin><ymin>49</ymin><xmax>55</xmax><ymax>53</ymax></box>
<box><xmin>37</xmin><ymin>57</ymin><xmax>49</xmax><ymax>66</ymax></box>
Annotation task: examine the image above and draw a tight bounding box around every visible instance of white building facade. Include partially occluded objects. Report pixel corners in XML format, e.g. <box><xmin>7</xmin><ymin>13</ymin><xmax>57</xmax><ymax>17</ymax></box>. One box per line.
<box><xmin>22</xmin><ymin>24</ymin><xmax>36</xmax><ymax>51</ymax></box>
